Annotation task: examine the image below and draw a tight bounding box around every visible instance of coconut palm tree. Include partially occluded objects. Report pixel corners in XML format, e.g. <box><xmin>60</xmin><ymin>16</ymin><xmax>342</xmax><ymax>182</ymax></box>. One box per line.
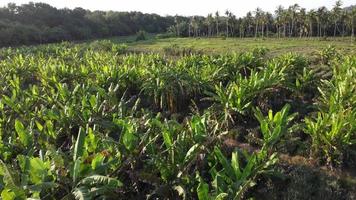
<box><xmin>275</xmin><ymin>5</ymin><xmax>284</xmax><ymax>38</ymax></box>
<box><xmin>332</xmin><ymin>0</ymin><xmax>343</xmax><ymax>37</ymax></box>
<box><xmin>307</xmin><ymin>9</ymin><xmax>316</xmax><ymax>37</ymax></box>
<box><xmin>206</xmin><ymin>13</ymin><xmax>214</xmax><ymax>37</ymax></box>
<box><xmin>225</xmin><ymin>10</ymin><xmax>231</xmax><ymax>37</ymax></box>
<box><xmin>288</xmin><ymin>4</ymin><xmax>300</xmax><ymax>37</ymax></box>
<box><xmin>229</xmin><ymin>14</ymin><xmax>237</xmax><ymax>37</ymax></box>
<box><xmin>215</xmin><ymin>11</ymin><xmax>220</xmax><ymax>36</ymax></box>
<box><xmin>347</xmin><ymin>7</ymin><xmax>356</xmax><ymax>41</ymax></box>
<box><xmin>316</xmin><ymin>7</ymin><xmax>326</xmax><ymax>37</ymax></box>
<box><xmin>239</xmin><ymin>17</ymin><xmax>246</xmax><ymax>38</ymax></box>
<box><xmin>283</xmin><ymin>10</ymin><xmax>290</xmax><ymax>37</ymax></box>
<box><xmin>245</xmin><ymin>11</ymin><xmax>253</xmax><ymax>37</ymax></box>
<box><xmin>188</xmin><ymin>17</ymin><xmax>193</xmax><ymax>37</ymax></box>
<box><xmin>340</xmin><ymin>9</ymin><xmax>348</xmax><ymax>37</ymax></box>
<box><xmin>254</xmin><ymin>8</ymin><xmax>262</xmax><ymax>38</ymax></box>
<box><xmin>298</xmin><ymin>8</ymin><xmax>307</xmax><ymax>38</ymax></box>
<box><xmin>317</xmin><ymin>7</ymin><xmax>329</xmax><ymax>37</ymax></box>
<box><xmin>265</xmin><ymin>12</ymin><xmax>273</xmax><ymax>37</ymax></box>
<box><xmin>260</xmin><ymin>11</ymin><xmax>267</xmax><ymax>37</ymax></box>
<box><xmin>174</xmin><ymin>15</ymin><xmax>180</xmax><ymax>37</ymax></box>
<box><xmin>191</xmin><ymin>16</ymin><xmax>198</xmax><ymax>37</ymax></box>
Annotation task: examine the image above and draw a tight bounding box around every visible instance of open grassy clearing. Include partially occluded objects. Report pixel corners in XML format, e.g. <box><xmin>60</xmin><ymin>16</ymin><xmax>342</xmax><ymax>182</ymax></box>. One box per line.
<box><xmin>124</xmin><ymin>37</ymin><xmax>356</xmax><ymax>56</ymax></box>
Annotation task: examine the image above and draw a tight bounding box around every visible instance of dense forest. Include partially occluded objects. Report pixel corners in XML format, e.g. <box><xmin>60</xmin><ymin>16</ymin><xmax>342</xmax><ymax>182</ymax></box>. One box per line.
<box><xmin>0</xmin><ymin>2</ymin><xmax>174</xmax><ymax>46</ymax></box>
<box><xmin>0</xmin><ymin>1</ymin><xmax>355</xmax><ymax>47</ymax></box>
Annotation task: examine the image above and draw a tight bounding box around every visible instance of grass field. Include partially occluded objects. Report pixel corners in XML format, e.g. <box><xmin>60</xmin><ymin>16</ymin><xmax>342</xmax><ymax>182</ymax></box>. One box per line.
<box><xmin>118</xmin><ymin>36</ymin><xmax>356</xmax><ymax>56</ymax></box>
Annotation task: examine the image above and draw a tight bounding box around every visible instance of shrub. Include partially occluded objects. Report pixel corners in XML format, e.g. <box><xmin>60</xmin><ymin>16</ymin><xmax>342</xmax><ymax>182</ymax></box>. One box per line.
<box><xmin>163</xmin><ymin>44</ymin><xmax>202</xmax><ymax>56</ymax></box>
<box><xmin>156</xmin><ymin>32</ymin><xmax>176</xmax><ymax>39</ymax></box>
<box><xmin>88</xmin><ymin>40</ymin><xmax>127</xmax><ymax>54</ymax></box>
<box><xmin>135</xmin><ymin>30</ymin><xmax>147</xmax><ymax>41</ymax></box>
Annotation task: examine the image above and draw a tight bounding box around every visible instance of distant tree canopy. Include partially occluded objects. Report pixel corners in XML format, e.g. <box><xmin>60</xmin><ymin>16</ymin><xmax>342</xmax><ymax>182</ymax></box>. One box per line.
<box><xmin>171</xmin><ymin>3</ymin><xmax>355</xmax><ymax>40</ymax></box>
<box><xmin>0</xmin><ymin>2</ymin><xmax>174</xmax><ymax>46</ymax></box>
<box><xmin>0</xmin><ymin>2</ymin><xmax>355</xmax><ymax>47</ymax></box>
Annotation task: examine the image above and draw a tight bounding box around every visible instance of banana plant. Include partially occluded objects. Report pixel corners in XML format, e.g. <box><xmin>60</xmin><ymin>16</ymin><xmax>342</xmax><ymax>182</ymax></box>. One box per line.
<box><xmin>197</xmin><ymin>104</ymin><xmax>295</xmax><ymax>200</ymax></box>
<box><xmin>304</xmin><ymin>56</ymin><xmax>356</xmax><ymax>165</ymax></box>
<box><xmin>197</xmin><ymin>147</ymin><xmax>278</xmax><ymax>200</ymax></box>
<box><xmin>208</xmin><ymin>64</ymin><xmax>286</xmax><ymax>127</ymax></box>
<box><xmin>253</xmin><ymin>104</ymin><xmax>297</xmax><ymax>149</ymax></box>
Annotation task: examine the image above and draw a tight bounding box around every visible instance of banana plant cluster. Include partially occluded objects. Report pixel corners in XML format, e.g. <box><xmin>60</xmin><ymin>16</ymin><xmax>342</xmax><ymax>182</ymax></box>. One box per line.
<box><xmin>0</xmin><ymin>41</ymin><xmax>354</xmax><ymax>200</ymax></box>
<box><xmin>196</xmin><ymin>104</ymin><xmax>295</xmax><ymax>200</ymax></box>
<box><xmin>304</xmin><ymin>56</ymin><xmax>356</xmax><ymax>165</ymax></box>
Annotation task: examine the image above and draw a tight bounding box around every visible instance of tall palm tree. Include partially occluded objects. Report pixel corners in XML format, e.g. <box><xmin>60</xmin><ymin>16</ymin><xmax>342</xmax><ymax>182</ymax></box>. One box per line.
<box><xmin>340</xmin><ymin>9</ymin><xmax>348</xmax><ymax>37</ymax></box>
<box><xmin>347</xmin><ymin>7</ymin><xmax>356</xmax><ymax>41</ymax></box>
<box><xmin>254</xmin><ymin>8</ymin><xmax>262</xmax><ymax>38</ymax></box>
<box><xmin>265</xmin><ymin>12</ymin><xmax>273</xmax><ymax>37</ymax></box>
<box><xmin>239</xmin><ymin>18</ymin><xmax>246</xmax><ymax>38</ymax></box>
<box><xmin>191</xmin><ymin>16</ymin><xmax>198</xmax><ymax>37</ymax></box>
<box><xmin>188</xmin><ymin>17</ymin><xmax>193</xmax><ymax>37</ymax></box>
<box><xmin>298</xmin><ymin>8</ymin><xmax>307</xmax><ymax>38</ymax></box>
<box><xmin>288</xmin><ymin>4</ymin><xmax>300</xmax><ymax>37</ymax></box>
<box><xmin>281</xmin><ymin>9</ymin><xmax>289</xmax><ymax>37</ymax></box>
<box><xmin>316</xmin><ymin>8</ymin><xmax>324</xmax><ymax>37</ymax></box>
<box><xmin>215</xmin><ymin>11</ymin><xmax>220</xmax><ymax>36</ymax></box>
<box><xmin>275</xmin><ymin>5</ymin><xmax>284</xmax><ymax>38</ymax></box>
<box><xmin>225</xmin><ymin>10</ymin><xmax>230</xmax><ymax>37</ymax></box>
<box><xmin>307</xmin><ymin>9</ymin><xmax>316</xmax><ymax>37</ymax></box>
<box><xmin>260</xmin><ymin>11</ymin><xmax>267</xmax><ymax>37</ymax></box>
<box><xmin>206</xmin><ymin>13</ymin><xmax>214</xmax><ymax>37</ymax></box>
<box><xmin>332</xmin><ymin>0</ymin><xmax>343</xmax><ymax>37</ymax></box>
<box><xmin>245</xmin><ymin>11</ymin><xmax>253</xmax><ymax>37</ymax></box>
<box><xmin>229</xmin><ymin>14</ymin><xmax>236</xmax><ymax>37</ymax></box>
<box><xmin>318</xmin><ymin>7</ymin><xmax>329</xmax><ymax>37</ymax></box>
<box><xmin>174</xmin><ymin>15</ymin><xmax>180</xmax><ymax>37</ymax></box>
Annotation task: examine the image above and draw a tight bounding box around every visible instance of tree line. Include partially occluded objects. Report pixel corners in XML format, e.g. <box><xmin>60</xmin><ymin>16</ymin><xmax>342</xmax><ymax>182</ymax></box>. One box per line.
<box><xmin>0</xmin><ymin>2</ymin><xmax>173</xmax><ymax>47</ymax></box>
<box><xmin>0</xmin><ymin>1</ymin><xmax>355</xmax><ymax>47</ymax></box>
<box><xmin>172</xmin><ymin>1</ymin><xmax>355</xmax><ymax>40</ymax></box>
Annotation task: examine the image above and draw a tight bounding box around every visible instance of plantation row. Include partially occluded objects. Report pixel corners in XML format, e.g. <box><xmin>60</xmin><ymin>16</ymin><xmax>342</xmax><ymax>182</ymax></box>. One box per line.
<box><xmin>0</xmin><ymin>42</ymin><xmax>355</xmax><ymax>199</ymax></box>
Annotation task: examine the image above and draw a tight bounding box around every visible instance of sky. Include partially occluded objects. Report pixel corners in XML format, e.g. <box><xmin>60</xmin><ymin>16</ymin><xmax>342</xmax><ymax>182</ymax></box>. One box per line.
<box><xmin>0</xmin><ymin>0</ymin><xmax>354</xmax><ymax>17</ymax></box>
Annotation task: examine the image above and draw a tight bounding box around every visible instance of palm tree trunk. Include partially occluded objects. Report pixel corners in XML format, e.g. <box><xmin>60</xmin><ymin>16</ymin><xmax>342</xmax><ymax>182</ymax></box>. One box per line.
<box><xmin>290</xmin><ymin>18</ymin><xmax>294</xmax><ymax>37</ymax></box>
<box><xmin>342</xmin><ymin>24</ymin><xmax>345</xmax><ymax>37</ymax></box>
<box><xmin>277</xmin><ymin>25</ymin><xmax>279</xmax><ymax>38</ymax></box>
<box><xmin>189</xmin><ymin>25</ymin><xmax>191</xmax><ymax>37</ymax></box>
<box><xmin>352</xmin><ymin>24</ymin><xmax>354</xmax><ymax>42</ymax></box>
<box><xmin>255</xmin><ymin>23</ymin><xmax>258</xmax><ymax>38</ymax></box>
<box><xmin>318</xmin><ymin>22</ymin><xmax>320</xmax><ymax>38</ymax></box>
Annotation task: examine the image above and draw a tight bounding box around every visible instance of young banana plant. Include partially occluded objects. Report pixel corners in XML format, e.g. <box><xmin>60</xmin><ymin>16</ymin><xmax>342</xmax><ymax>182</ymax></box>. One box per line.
<box><xmin>197</xmin><ymin>104</ymin><xmax>295</xmax><ymax>200</ymax></box>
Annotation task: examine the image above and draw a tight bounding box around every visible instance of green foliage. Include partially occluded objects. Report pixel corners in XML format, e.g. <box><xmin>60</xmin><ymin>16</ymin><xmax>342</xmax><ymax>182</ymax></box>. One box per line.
<box><xmin>73</xmin><ymin>175</ymin><xmax>123</xmax><ymax>200</ymax></box>
<box><xmin>254</xmin><ymin>104</ymin><xmax>297</xmax><ymax>149</ymax></box>
<box><xmin>88</xmin><ymin>40</ymin><xmax>127</xmax><ymax>54</ymax></box>
<box><xmin>0</xmin><ymin>3</ymin><xmax>172</xmax><ymax>47</ymax></box>
<box><xmin>156</xmin><ymin>32</ymin><xmax>176</xmax><ymax>39</ymax></box>
<box><xmin>196</xmin><ymin>105</ymin><xmax>295</xmax><ymax>199</ymax></box>
<box><xmin>163</xmin><ymin>44</ymin><xmax>202</xmax><ymax>56</ymax></box>
<box><xmin>135</xmin><ymin>30</ymin><xmax>147</xmax><ymax>41</ymax></box>
<box><xmin>208</xmin><ymin>55</ymin><xmax>288</xmax><ymax>126</ymax></box>
<box><xmin>318</xmin><ymin>45</ymin><xmax>341</xmax><ymax>65</ymax></box>
<box><xmin>0</xmin><ymin>43</ymin><xmax>354</xmax><ymax>199</ymax></box>
<box><xmin>304</xmin><ymin>56</ymin><xmax>356</xmax><ymax>165</ymax></box>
